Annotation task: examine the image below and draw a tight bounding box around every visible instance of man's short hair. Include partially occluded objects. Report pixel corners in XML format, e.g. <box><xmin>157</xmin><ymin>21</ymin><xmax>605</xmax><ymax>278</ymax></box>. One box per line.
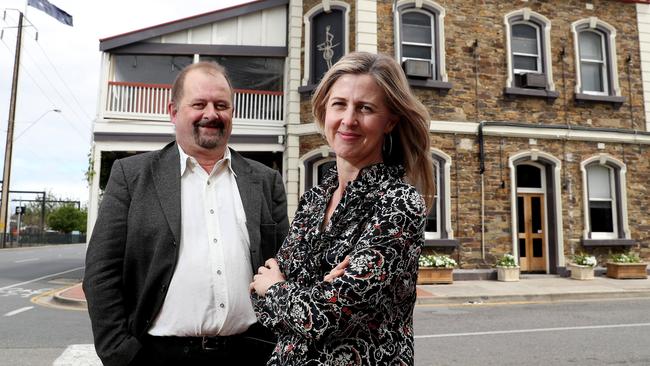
<box><xmin>170</xmin><ymin>61</ymin><xmax>234</xmax><ymax>105</ymax></box>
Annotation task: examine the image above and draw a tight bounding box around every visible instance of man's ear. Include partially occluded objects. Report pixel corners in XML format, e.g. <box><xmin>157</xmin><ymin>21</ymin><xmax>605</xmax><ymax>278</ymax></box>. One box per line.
<box><xmin>168</xmin><ymin>102</ymin><xmax>177</xmax><ymax>124</ymax></box>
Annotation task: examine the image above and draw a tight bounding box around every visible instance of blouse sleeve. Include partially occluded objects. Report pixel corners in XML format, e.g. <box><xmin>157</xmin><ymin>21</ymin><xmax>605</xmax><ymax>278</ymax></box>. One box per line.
<box><xmin>253</xmin><ymin>186</ymin><xmax>426</xmax><ymax>341</ymax></box>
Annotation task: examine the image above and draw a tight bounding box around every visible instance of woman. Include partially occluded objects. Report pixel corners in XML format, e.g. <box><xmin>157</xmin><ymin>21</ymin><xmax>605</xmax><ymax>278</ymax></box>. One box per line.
<box><xmin>250</xmin><ymin>52</ymin><xmax>434</xmax><ymax>365</ymax></box>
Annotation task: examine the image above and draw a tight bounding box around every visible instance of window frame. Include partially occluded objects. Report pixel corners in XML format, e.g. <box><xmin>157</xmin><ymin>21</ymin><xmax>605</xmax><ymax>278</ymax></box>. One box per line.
<box><xmin>571</xmin><ymin>17</ymin><xmax>622</xmax><ymax>100</ymax></box>
<box><xmin>586</xmin><ymin>164</ymin><xmax>617</xmax><ymax>239</ymax></box>
<box><xmin>580</xmin><ymin>155</ymin><xmax>630</xmax><ymax>241</ymax></box>
<box><xmin>393</xmin><ymin>0</ymin><xmax>450</xmax><ymax>89</ymax></box>
<box><xmin>424</xmin><ymin>159</ymin><xmax>441</xmax><ymax>240</ymax></box>
<box><xmin>503</xmin><ymin>8</ymin><xmax>556</xmax><ymax>94</ymax></box>
<box><xmin>300</xmin><ymin>2</ymin><xmax>350</xmax><ymax>93</ymax></box>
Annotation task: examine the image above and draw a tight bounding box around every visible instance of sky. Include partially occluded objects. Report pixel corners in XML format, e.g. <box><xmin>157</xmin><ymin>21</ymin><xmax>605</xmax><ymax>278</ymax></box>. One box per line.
<box><xmin>0</xmin><ymin>0</ymin><xmax>248</xmax><ymax>208</ymax></box>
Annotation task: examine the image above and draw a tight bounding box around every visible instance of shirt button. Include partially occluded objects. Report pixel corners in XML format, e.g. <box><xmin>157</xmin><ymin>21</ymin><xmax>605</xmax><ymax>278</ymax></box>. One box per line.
<box><xmin>207</xmin><ymin>181</ymin><xmax>211</xmax><ymax>185</ymax></box>
<box><xmin>219</xmin><ymin>303</ymin><xmax>225</xmax><ymax>309</ymax></box>
<box><xmin>213</xmin><ymin>238</ymin><xmax>218</xmax><ymax>243</ymax></box>
<box><xmin>217</xmin><ymin>270</ymin><xmax>222</xmax><ymax>275</ymax></box>
<box><xmin>210</xmin><ymin>209</ymin><xmax>214</xmax><ymax>214</ymax></box>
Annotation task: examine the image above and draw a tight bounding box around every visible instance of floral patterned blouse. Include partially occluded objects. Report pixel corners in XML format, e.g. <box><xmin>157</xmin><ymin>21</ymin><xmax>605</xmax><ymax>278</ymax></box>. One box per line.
<box><xmin>252</xmin><ymin>163</ymin><xmax>426</xmax><ymax>366</ymax></box>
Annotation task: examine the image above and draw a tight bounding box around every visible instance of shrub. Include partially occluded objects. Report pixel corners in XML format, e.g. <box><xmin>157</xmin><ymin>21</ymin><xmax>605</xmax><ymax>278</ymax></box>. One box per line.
<box><xmin>496</xmin><ymin>253</ymin><xmax>518</xmax><ymax>268</ymax></box>
<box><xmin>573</xmin><ymin>253</ymin><xmax>597</xmax><ymax>267</ymax></box>
<box><xmin>419</xmin><ymin>254</ymin><xmax>457</xmax><ymax>268</ymax></box>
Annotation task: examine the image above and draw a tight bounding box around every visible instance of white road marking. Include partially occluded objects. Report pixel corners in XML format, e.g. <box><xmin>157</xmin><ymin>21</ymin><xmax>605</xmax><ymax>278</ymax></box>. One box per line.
<box><xmin>0</xmin><ymin>266</ymin><xmax>84</xmax><ymax>292</ymax></box>
<box><xmin>53</xmin><ymin>344</ymin><xmax>101</xmax><ymax>366</ymax></box>
<box><xmin>4</xmin><ymin>306</ymin><xmax>34</xmax><ymax>317</ymax></box>
<box><xmin>415</xmin><ymin>322</ymin><xmax>650</xmax><ymax>339</ymax></box>
<box><xmin>14</xmin><ymin>257</ymin><xmax>39</xmax><ymax>263</ymax></box>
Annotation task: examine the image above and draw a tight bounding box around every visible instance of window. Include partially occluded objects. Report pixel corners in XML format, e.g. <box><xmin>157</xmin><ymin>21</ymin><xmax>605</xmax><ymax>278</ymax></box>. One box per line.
<box><xmin>578</xmin><ymin>31</ymin><xmax>608</xmax><ymax>95</ymax></box>
<box><xmin>504</xmin><ymin>9</ymin><xmax>556</xmax><ymax>97</ymax></box>
<box><xmin>424</xmin><ymin>150</ymin><xmax>456</xmax><ymax>247</ymax></box>
<box><xmin>581</xmin><ymin>156</ymin><xmax>630</xmax><ymax>241</ymax></box>
<box><xmin>300</xmin><ymin>2</ymin><xmax>350</xmax><ymax>93</ymax></box>
<box><xmin>586</xmin><ymin>165</ymin><xmax>616</xmax><ymax>236</ymax></box>
<box><xmin>300</xmin><ymin>148</ymin><xmax>336</xmax><ymax>195</ymax></box>
<box><xmin>512</xmin><ymin>23</ymin><xmax>541</xmax><ymax>75</ymax></box>
<box><xmin>571</xmin><ymin>18</ymin><xmax>623</xmax><ymax>102</ymax></box>
<box><xmin>425</xmin><ymin>160</ymin><xmax>440</xmax><ymax>239</ymax></box>
<box><xmin>394</xmin><ymin>1</ymin><xmax>450</xmax><ymax>89</ymax></box>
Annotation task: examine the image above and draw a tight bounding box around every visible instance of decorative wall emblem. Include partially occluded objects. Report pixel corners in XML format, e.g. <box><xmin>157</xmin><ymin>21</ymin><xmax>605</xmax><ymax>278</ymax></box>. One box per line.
<box><xmin>317</xmin><ymin>25</ymin><xmax>339</xmax><ymax>69</ymax></box>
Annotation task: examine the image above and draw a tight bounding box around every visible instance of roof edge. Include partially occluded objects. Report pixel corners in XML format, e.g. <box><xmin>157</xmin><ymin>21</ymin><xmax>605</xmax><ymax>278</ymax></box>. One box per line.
<box><xmin>100</xmin><ymin>0</ymin><xmax>288</xmax><ymax>52</ymax></box>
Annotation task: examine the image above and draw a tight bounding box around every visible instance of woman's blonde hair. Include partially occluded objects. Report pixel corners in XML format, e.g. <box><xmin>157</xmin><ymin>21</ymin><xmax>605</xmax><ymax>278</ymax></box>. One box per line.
<box><xmin>311</xmin><ymin>52</ymin><xmax>435</xmax><ymax>209</ymax></box>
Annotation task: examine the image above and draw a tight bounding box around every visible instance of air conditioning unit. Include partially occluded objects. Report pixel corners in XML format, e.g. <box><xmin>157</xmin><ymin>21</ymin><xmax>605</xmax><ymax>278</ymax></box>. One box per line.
<box><xmin>402</xmin><ymin>59</ymin><xmax>432</xmax><ymax>79</ymax></box>
<box><xmin>521</xmin><ymin>73</ymin><xmax>546</xmax><ymax>89</ymax></box>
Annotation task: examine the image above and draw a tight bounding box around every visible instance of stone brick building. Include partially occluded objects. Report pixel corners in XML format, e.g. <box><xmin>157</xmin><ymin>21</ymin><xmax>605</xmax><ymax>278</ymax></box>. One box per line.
<box><xmin>287</xmin><ymin>0</ymin><xmax>650</xmax><ymax>274</ymax></box>
<box><xmin>89</xmin><ymin>0</ymin><xmax>650</xmax><ymax>275</ymax></box>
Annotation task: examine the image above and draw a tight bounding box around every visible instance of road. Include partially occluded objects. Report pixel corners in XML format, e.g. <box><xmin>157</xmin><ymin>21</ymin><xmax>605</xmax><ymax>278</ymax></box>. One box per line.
<box><xmin>414</xmin><ymin>298</ymin><xmax>650</xmax><ymax>365</ymax></box>
<box><xmin>0</xmin><ymin>244</ymin><xmax>90</xmax><ymax>366</ymax></box>
<box><xmin>2</xmin><ymin>245</ymin><xmax>650</xmax><ymax>365</ymax></box>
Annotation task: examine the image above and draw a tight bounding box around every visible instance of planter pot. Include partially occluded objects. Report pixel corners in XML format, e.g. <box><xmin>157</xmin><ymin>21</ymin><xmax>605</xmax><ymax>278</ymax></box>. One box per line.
<box><xmin>496</xmin><ymin>266</ymin><xmax>520</xmax><ymax>282</ymax></box>
<box><xmin>418</xmin><ymin>267</ymin><xmax>453</xmax><ymax>284</ymax></box>
<box><xmin>569</xmin><ymin>264</ymin><xmax>595</xmax><ymax>280</ymax></box>
<box><xmin>606</xmin><ymin>262</ymin><xmax>648</xmax><ymax>279</ymax></box>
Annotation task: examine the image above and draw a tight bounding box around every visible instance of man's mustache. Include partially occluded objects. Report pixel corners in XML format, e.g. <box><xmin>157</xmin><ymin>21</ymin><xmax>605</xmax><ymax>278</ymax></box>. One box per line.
<box><xmin>195</xmin><ymin>120</ymin><xmax>225</xmax><ymax>129</ymax></box>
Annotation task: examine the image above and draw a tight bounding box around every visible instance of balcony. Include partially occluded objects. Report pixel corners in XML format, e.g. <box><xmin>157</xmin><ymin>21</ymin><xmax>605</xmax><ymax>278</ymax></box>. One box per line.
<box><xmin>103</xmin><ymin>81</ymin><xmax>284</xmax><ymax>126</ymax></box>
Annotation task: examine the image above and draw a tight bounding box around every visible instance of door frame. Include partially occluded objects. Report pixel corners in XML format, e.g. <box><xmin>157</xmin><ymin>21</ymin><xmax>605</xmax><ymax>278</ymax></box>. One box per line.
<box><xmin>509</xmin><ymin>150</ymin><xmax>565</xmax><ymax>273</ymax></box>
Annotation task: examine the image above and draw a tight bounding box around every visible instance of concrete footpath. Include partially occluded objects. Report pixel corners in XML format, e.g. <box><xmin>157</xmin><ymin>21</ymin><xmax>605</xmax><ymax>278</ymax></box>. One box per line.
<box><xmin>416</xmin><ymin>274</ymin><xmax>650</xmax><ymax>305</ymax></box>
<box><xmin>47</xmin><ymin>274</ymin><xmax>650</xmax><ymax>309</ymax></box>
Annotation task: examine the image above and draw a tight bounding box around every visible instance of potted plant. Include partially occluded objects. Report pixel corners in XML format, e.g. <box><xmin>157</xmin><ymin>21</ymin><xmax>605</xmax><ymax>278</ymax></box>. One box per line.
<box><xmin>569</xmin><ymin>253</ymin><xmax>597</xmax><ymax>280</ymax></box>
<box><xmin>606</xmin><ymin>253</ymin><xmax>648</xmax><ymax>279</ymax></box>
<box><xmin>417</xmin><ymin>254</ymin><xmax>456</xmax><ymax>284</ymax></box>
<box><xmin>495</xmin><ymin>253</ymin><xmax>520</xmax><ymax>282</ymax></box>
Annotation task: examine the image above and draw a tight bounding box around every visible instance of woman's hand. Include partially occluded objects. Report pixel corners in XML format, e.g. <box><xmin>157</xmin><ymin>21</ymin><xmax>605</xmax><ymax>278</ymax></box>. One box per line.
<box><xmin>323</xmin><ymin>256</ymin><xmax>350</xmax><ymax>282</ymax></box>
<box><xmin>250</xmin><ymin>258</ymin><xmax>286</xmax><ymax>297</ymax></box>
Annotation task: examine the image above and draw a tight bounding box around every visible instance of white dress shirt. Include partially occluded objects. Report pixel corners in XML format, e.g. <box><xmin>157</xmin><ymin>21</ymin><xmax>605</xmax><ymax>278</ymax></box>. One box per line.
<box><xmin>148</xmin><ymin>146</ymin><xmax>257</xmax><ymax>336</ymax></box>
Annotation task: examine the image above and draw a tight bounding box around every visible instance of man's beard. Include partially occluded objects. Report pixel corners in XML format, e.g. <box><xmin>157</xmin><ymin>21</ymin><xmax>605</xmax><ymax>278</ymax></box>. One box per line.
<box><xmin>193</xmin><ymin>119</ymin><xmax>226</xmax><ymax>149</ymax></box>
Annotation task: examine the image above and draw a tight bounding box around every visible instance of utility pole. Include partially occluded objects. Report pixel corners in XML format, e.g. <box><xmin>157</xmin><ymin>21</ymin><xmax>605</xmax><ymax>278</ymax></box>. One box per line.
<box><xmin>0</xmin><ymin>11</ymin><xmax>24</xmax><ymax>248</ymax></box>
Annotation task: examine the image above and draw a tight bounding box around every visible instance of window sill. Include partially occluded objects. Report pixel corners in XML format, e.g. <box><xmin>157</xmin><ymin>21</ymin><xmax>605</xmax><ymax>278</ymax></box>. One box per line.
<box><xmin>424</xmin><ymin>238</ymin><xmax>459</xmax><ymax>248</ymax></box>
<box><xmin>581</xmin><ymin>238</ymin><xmax>635</xmax><ymax>247</ymax></box>
<box><xmin>575</xmin><ymin>93</ymin><xmax>625</xmax><ymax>104</ymax></box>
<box><xmin>408</xmin><ymin>79</ymin><xmax>452</xmax><ymax>90</ymax></box>
<box><xmin>504</xmin><ymin>87</ymin><xmax>559</xmax><ymax>99</ymax></box>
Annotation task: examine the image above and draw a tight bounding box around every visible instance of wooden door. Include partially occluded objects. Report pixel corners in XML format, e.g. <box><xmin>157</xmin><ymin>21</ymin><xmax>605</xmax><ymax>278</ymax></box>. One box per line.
<box><xmin>517</xmin><ymin>194</ymin><xmax>546</xmax><ymax>272</ymax></box>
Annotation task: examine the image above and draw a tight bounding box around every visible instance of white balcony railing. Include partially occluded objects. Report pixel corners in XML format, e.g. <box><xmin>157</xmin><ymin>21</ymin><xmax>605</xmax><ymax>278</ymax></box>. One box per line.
<box><xmin>105</xmin><ymin>81</ymin><xmax>284</xmax><ymax>122</ymax></box>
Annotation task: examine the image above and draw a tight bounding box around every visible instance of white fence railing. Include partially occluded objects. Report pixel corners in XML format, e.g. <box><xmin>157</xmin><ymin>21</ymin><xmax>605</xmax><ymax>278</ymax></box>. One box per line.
<box><xmin>105</xmin><ymin>81</ymin><xmax>284</xmax><ymax>122</ymax></box>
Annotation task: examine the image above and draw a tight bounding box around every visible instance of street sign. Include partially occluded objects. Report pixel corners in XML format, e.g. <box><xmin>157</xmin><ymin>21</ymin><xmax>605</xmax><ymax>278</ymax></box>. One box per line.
<box><xmin>15</xmin><ymin>206</ymin><xmax>26</xmax><ymax>215</ymax></box>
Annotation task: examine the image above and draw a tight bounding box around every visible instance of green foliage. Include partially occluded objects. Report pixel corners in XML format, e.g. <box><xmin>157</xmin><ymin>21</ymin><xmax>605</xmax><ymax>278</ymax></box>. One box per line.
<box><xmin>573</xmin><ymin>253</ymin><xmax>597</xmax><ymax>267</ymax></box>
<box><xmin>496</xmin><ymin>253</ymin><xmax>518</xmax><ymax>268</ymax></box>
<box><xmin>609</xmin><ymin>253</ymin><xmax>642</xmax><ymax>264</ymax></box>
<box><xmin>419</xmin><ymin>254</ymin><xmax>457</xmax><ymax>268</ymax></box>
<box><xmin>47</xmin><ymin>205</ymin><xmax>87</xmax><ymax>234</ymax></box>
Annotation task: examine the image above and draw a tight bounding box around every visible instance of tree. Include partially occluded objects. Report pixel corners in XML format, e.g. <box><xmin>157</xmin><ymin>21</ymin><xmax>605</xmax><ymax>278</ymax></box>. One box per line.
<box><xmin>47</xmin><ymin>205</ymin><xmax>87</xmax><ymax>234</ymax></box>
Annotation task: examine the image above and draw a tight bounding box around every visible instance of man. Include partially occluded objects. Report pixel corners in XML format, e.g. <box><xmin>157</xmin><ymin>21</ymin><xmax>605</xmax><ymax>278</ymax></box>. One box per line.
<box><xmin>83</xmin><ymin>62</ymin><xmax>289</xmax><ymax>366</ymax></box>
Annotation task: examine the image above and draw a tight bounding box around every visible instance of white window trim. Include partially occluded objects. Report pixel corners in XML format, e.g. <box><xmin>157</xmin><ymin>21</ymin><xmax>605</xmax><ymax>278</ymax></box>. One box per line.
<box><xmin>571</xmin><ymin>17</ymin><xmax>621</xmax><ymax>96</ymax></box>
<box><xmin>425</xmin><ymin>159</ymin><xmax>441</xmax><ymax>240</ymax></box>
<box><xmin>299</xmin><ymin>146</ymin><xmax>334</xmax><ymax>195</ymax></box>
<box><xmin>431</xmin><ymin>148</ymin><xmax>454</xmax><ymax>239</ymax></box>
<box><xmin>504</xmin><ymin>8</ymin><xmax>555</xmax><ymax>91</ymax></box>
<box><xmin>393</xmin><ymin>0</ymin><xmax>448</xmax><ymax>82</ymax></box>
<box><xmin>577</xmin><ymin>29</ymin><xmax>609</xmax><ymax>96</ymax></box>
<box><xmin>509</xmin><ymin>150</ymin><xmax>564</xmax><ymax>269</ymax></box>
<box><xmin>302</xmin><ymin>1</ymin><xmax>351</xmax><ymax>87</ymax></box>
<box><xmin>511</xmin><ymin>21</ymin><xmax>542</xmax><ymax>74</ymax></box>
<box><xmin>580</xmin><ymin>154</ymin><xmax>630</xmax><ymax>240</ymax></box>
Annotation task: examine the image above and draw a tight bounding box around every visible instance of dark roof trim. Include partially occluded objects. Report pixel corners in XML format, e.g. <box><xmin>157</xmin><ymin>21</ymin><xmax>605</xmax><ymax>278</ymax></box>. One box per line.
<box><xmin>100</xmin><ymin>0</ymin><xmax>289</xmax><ymax>51</ymax></box>
<box><xmin>110</xmin><ymin>43</ymin><xmax>287</xmax><ymax>57</ymax></box>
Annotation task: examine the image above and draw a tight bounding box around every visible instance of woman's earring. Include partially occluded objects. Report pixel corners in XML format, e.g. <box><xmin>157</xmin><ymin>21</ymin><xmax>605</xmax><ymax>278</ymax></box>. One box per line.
<box><xmin>382</xmin><ymin>133</ymin><xmax>393</xmax><ymax>157</ymax></box>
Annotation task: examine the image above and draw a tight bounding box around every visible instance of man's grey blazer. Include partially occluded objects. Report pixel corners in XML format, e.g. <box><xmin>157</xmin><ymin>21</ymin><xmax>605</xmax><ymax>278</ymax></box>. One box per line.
<box><xmin>83</xmin><ymin>141</ymin><xmax>289</xmax><ymax>366</ymax></box>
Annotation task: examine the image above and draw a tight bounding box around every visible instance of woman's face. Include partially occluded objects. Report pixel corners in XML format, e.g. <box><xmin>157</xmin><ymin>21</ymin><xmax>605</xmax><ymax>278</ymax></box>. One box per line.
<box><xmin>323</xmin><ymin>73</ymin><xmax>397</xmax><ymax>168</ymax></box>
